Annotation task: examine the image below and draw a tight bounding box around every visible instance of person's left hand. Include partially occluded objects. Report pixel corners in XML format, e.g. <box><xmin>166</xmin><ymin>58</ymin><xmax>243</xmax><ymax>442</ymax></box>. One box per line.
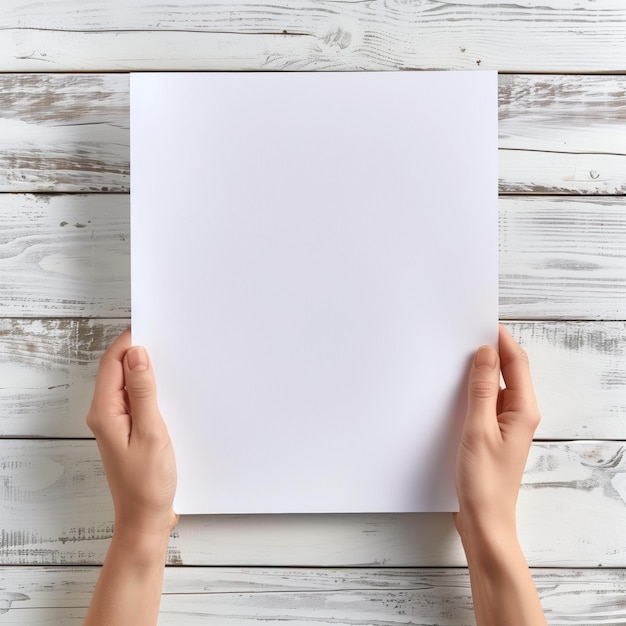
<box><xmin>87</xmin><ymin>329</ymin><xmax>178</xmax><ymax>541</ymax></box>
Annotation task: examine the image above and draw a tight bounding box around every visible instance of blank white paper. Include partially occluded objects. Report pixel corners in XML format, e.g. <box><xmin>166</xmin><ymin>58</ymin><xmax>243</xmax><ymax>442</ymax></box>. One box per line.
<box><xmin>130</xmin><ymin>71</ymin><xmax>498</xmax><ymax>514</ymax></box>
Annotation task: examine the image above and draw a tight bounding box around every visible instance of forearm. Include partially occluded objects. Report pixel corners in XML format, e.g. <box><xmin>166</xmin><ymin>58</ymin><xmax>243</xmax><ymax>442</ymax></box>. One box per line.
<box><xmin>460</xmin><ymin>524</ymin><xmax>547</xmax><ymax>626</ymax></box>
<box><xmin>83</xmin><ymin>530</ymin><xmax>170</xmax><ymax>626</ymax></box>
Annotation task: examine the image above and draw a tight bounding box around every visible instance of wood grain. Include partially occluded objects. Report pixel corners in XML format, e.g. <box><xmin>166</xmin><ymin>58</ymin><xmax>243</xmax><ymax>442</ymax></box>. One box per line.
<box><xmin>0</xmin><ymin>439</ymin><xmax>624</xmax><ymax>567</ymax></box>
<box><xmin>1</xmin><ymin>0</ymin><xmax>625</xmax><ymax>72</ymax></box>
<box><xmin>0</xmin><ymin>566</ymin><xmax>624</xmax><ymax>624</ymax></box>
<box><xmin>1</xmin><ymin>319</ymin><xmax>625</xmax><ymax>439</ymax></box>
<box><xmin>0</xmin><ymin>194</ymin><xmax>129</xmax><ymax>317</ymax></box>
<box><xmin>0</xmin><ymin>319</ymin><xmax>127</xmax><ymax>437</ymax></box>
<box><xmin>0</xmin><ymin>2</ymin><xmax>623</xmax><ymax>622</ymax></box>
<box><xmin>2</xmin><ymin>194</ymin><xmax>625</xmax><ymax>319</ymax></box>
<box><xmin>499</xmin><ymin>150</ymin><xmax>626</xmax><ymax>196</ymax></box>
<box><xmin>498</xmin><ymin>75</ymin><xmax>626</xmax><ymax>195</ymax></box>
<box><xmin>499</xmin><ymin>197</ymin><xmax>626</xmax><ymax>320</ymax></box>
<box><xmin>0</xmin><ymin>74</ymin><xmax>129</xmax><ymax>192</ymax></box>
<box><xmin>1</xmin><ymin>74</ymin><xmax>625</xmax><ymax>194</ymax></box>
<box><xmin>507</xmin><ymin>322</ymin><xmax>626</xmax><ymax>439</ymax></box>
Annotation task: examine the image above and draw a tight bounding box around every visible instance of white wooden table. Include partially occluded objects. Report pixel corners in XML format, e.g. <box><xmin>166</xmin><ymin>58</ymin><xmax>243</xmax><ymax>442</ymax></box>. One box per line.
<box><xmin>0</xmin><ymin>2</ymin><xmax>625</xmax><ymax>623</ymax></box>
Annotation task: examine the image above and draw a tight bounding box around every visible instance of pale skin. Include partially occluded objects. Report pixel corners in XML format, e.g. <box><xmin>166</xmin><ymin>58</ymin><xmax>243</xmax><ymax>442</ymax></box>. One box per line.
<box><xmin>83</xmin><ymin>329</ymin><xmax>177</xmax><ymax>626</ymax></box>
<box><xmin>455</xmin><ymin>325</ymin><xmax>547</xmax><ymax>626</ymax></box>
<box><xmin>84</xmin><ymin>325</ymin><xmax>546</xmax><ymax>625</ymax></box>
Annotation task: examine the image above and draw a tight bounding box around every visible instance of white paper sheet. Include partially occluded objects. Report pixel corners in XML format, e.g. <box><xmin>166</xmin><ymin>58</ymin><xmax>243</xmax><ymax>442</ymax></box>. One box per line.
<box><xmin>130</xmin><ymin>71</ymin><xmax>498</xmax><ymax>514</ymax></box>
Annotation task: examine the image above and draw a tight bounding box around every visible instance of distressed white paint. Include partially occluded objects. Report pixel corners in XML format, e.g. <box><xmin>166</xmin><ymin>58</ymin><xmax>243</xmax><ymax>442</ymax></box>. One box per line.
<box><xmin>498</xmin><ymin>74</ymin><xmax>626</xmax><ymax>155</ymax></box>
<box><xmin>0</xmin><ymin>2</ymin><xmax>624</xmax><ymax>621</ymax></box>
<box><xmin>3</xmin><ymin>194</ymin><xmax>625</xmax><ymax>318</ymax></box>
<box><xmin>1</xmin><ymin>319</ymin><xmax>625</xmax><ymax>439</ymax></box>
<box><xmin>499</xmin><ymin>197</ymin><xmax>626</xmax><ymax>320</ymax></box>
<box><xmin>0</xmin><ymin>74</ymin><xmax>129</xmax><ymax>192</ymax></box>
<box><xmin>0</xmin><ymin>567</ymin><xmax>622</xmax><ymax>624</ymax></box>
<box><xmin>0</xmin><ymin>194</ymin><xmax>129</xmax><ymax>317</ymax></box>
<box><xmin>507</xmin><ymin>323</ymin><xmax>626</xmax><ymax>439</ymax></box>
<box><xmin>0</xmin><ymin>319</ymin><xmax>127</xmax><ymax>437</ymax></box>
<box><xmin>1</xmin><ymin>74</ymin><xmax>625</xmax><ymax>194</ymax></box>
<box><xmin>499</xmin><ymin>150</ymin><xmax>626</xmax><ymax>195</ymax></box>
<box><xmin>0</xmin><ymin>440</ymin><xmax>624</xmax><ymax>567</ymax></box>
<box><xmin>0</xmin><ymin>0</ymin><xmax>624</xmax><ymax>72</ymax></box>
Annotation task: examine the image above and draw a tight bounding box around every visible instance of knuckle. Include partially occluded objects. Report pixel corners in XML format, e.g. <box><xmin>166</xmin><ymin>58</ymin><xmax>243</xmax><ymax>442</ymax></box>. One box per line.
<box><xmin>470</xmin><ymin>377</ymin><xmax>499</xmax><ymax>399</ymax></box>
<box><xmin>142</xmin><ymin>423</ymin><xmax>167</xmax><ymax>443</ymax></box>
<box><xmin>527</xmin><ymin>409</ymin><xmax>542</xmax><ymax>431</ymax></box>
<box><xmin>85</xmin><ymin>410</ymin><xmax>101</xmax><ymax>436</ymax></box>
<box><xmin>125</xmin><ymin>376</ymin><xmax>154</xmax><ymax>400</ymax></box>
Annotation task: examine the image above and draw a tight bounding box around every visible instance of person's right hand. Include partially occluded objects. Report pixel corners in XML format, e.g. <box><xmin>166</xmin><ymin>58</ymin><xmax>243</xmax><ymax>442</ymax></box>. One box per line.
<box><xmin>454</xmin><ymin>324</ymin><xmax>541</xmax><ymax>540</ymax></box>
<box><xmin>454</xmin><ymin>325</ymin><xmax>547</xmax><ymax>626</ymax></box>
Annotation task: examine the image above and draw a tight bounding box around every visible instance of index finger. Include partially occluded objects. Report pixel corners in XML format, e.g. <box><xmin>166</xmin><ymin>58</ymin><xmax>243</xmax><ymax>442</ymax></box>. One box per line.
<box><xmin>91</xmin><ymin>328</ymin><xmax>131</xmax><ymax>410</ymax></box>
<box><xmin>498</xmin><ymin>324</ymin><xmax>538</xmax><ymax>408</ymax></box>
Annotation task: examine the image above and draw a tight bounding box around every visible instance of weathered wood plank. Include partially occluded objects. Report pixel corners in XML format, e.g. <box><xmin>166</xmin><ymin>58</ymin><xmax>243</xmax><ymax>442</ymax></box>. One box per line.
<box><xmin>498</xmin><ymin>75</ymin><xmax>626</xmax><ymax>194</ymax></box>
<box><xmin>0</xmin><ymin>319</ymin><xmax>127</xmax><ymax>437</ymax></box>
<box><xmin>0</xmin><ymin>566</ymin><xmax>624</xmax><ymax>624</ymax></box>
<box><xmin>499</xmin><ymin>74</ymin><xmax>626</xmax><ymax>155</ymax></box>
<box><xmin>499</xmin><ymin>197</ymin><xmax>626</xmax><ymax>320</ymax></box>
<box><xmin>1</xmin><ymin>0</ymin><xmax>625</xmax><ymax>72</ymax></box>
<box><xmin>0</xmin><ymin>74</ymin><xmax>129</xmax><ymax>193</ymax></box>
<box><xmin>0</xmin><ymin>194</ymin><xmax>129</xmax><ymax>317</ymax></box>
<box><xmin>1</xmin><ymin>319</ymin><xmax>625</xmax><ymax>440</ymax></box>
<box><xmin>499</xmin><ymin>150</ymin><xmax>626</xmax><ymax>196</ymax></box>
<box><xmin>507</xmin><ymin>322</ymin><xmax>626</xmax><ymax>439</ymax></box>
<box><xmin>2</xmin><ymin>194</ymin><xmax>625</xmax><ymax>319</ymax></box>
<box><xmin>0</xmin><ymin>440</ymin><xmax>624</xmax><ymax>567</ymax></box>
<box><xmin>1</xmin><ymin>74</ymin><xmax>625</xmax><ymax>194</ymax></box>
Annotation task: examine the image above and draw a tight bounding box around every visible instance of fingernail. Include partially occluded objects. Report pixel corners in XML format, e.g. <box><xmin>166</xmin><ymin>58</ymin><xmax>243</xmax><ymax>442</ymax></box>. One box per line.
<box><xmin>127</xmin><ymin>346</ymin><xmax>148</xmax><ymax>372</ymax></box>
<box><xmin>475</xmin><ymin>346</ymin><xmax>497</xmax><ymax>370</ymax></box>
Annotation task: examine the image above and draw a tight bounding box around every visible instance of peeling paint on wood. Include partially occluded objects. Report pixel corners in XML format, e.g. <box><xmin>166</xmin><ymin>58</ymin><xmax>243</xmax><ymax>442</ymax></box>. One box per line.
<box><xmin>1</xmin><ymin>74</ymin><xmax>625</xmax><ymax>193</ymax></box>
<box><xmin>0</xmin><ymin>1</ymin><xmax>625</xmax><ymax>72</ymax></box>
<box><xmin>0</xmin><ymin>318</ymin><xmax>127</xmax><ymax>437</ymax></box>
<box><xmin>0</xmin><ymin>440</ymin><xmax>624</xmax><ymax>567</ymax></box>
<box><xmin>499</xmin><ymin>197</ymin><xmax>626</xmax><ymax>320</ymax></box>
<box><xmin>0</xmin><ymin>194</ymin><xmax>129</xmax><ymax>316</ymax></box>
<box><xmin>0</xmin><ymin>4</ymin><xmax>624</xmax><ymax>620</ymax></box>
<box><xmin>0</xmin><ymin>74</ymin><xmax>129</xmax><ymax>192</ymax></box>
<box><xmin>506</xmin><ymin>322</ymin><xmax>626</xmax><ymax>439</ymax></box>
<box><xmin>3</xmin><ymin>194</ymin><xmax>625</xmax><ymax>319</ymax></box>
<box><xmin>1</xmin><ymin>319</ymin><xmax>625</xmax><ymax>440</ymax></box>
<box><xmin>0</xmin><ymin>566</ymin><xmax>622</xmax><ymax>624</ymax></box>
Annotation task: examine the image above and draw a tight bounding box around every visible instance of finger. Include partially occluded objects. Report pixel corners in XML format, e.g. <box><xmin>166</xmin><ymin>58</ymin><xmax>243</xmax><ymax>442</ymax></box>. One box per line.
<box><xmin>498</xmin><ymin>325</ymin><xmax>541</xmax><ymax>430</ymax></box>
<box><xmin>91</xmin><ymin>328</ymin><xmax>131</xmax><ymax>411</ymax></box>
<box><xmin>465</xmin><ymin>344</ymin><xmax>500</xmax><ymax>427</ymax></box>
<box><xmin>123</xmin><ymin>345</ymin><xmax>165</xmax><ymax>438</ymax></box>
<box><xmin>498</xmin><ymin>325</ymin><xmax>536</xmax><ymax>402</ymax></box>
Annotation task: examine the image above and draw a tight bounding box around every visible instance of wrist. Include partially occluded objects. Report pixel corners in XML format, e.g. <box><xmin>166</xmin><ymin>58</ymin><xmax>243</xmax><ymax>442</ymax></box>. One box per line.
<box><xmin>456</xmin><ymin>514</ymin><xmax>546</xmax><ymax>626</ymax></box>
<box><xmin>456</xmin><ymin>511</ymin><xmax>520</xmax><ymax>565</ymax></box>
<box><xmin>110</xmin><ymin>524</ymin><xmax>172</xmax><ymax>570</ymax></box>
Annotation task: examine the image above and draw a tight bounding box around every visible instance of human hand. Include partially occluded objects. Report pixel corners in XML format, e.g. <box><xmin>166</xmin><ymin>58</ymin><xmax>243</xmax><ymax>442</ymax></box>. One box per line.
<box><xmin>84</xmin><ymin>329</ymin><xmax>177</xmax><ymax>626</ymax></box>
<box><xmin>454</xmin><ymin>324</ymin><xmax>541</xmax><ymax>541</ymax></box>
<box><xmin>87</xmin><ymin>329</ymin><xmax>178</xmax><ymax>542</ymax></box>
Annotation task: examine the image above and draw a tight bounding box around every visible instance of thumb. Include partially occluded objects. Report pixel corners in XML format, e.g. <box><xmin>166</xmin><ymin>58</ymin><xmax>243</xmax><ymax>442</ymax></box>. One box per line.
<box><xmin>466</xmin><ymin>345</ymin><xmax>500</xmax><ymax>424</ymax></box>
<box><xmin>123</xmin><ymin>346</ymin><xmax>162</xmax><ymax>435</ymax></box>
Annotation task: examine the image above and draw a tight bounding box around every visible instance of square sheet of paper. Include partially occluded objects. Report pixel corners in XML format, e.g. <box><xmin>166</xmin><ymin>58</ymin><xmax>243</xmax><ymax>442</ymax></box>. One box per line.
<box><xmin>130</xmin><ymin>71</ymin><xmax>498</xmax><ymax>514</ymax></box>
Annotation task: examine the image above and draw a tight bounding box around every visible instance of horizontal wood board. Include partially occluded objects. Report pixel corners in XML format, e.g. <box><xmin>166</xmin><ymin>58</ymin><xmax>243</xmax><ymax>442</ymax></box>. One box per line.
<box><xmin>1</xmin><ymin>74</ymin><xmax>625</xmax><ymax>194</ymax></box>
<box><xmin>0</xmin><ymin>567</ymin><xmax>624</xmax><ymax>624</ymax></box>
<box><xmin>1</xmin><ymin>319</ymin><xmax>625</xmax><ymax>440</ymax></box>
<box><xmin>1</xmin><ymin>0</ymin><xmax>625</xmax><ymax>72</ymax></box>
<box><xmin>1</xmin><ymin>3</ymin><xmax>624</xmax><ymax>621</ymax></box>
<box><xmin>0</xmin><ymin>439</ymin><xmax>624</xmax><ymax>567</ymax></box>
<box><xmin>2</xmin><ymin>194</ymin><xmax>625</xmax><ymax>319</ymax></box>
